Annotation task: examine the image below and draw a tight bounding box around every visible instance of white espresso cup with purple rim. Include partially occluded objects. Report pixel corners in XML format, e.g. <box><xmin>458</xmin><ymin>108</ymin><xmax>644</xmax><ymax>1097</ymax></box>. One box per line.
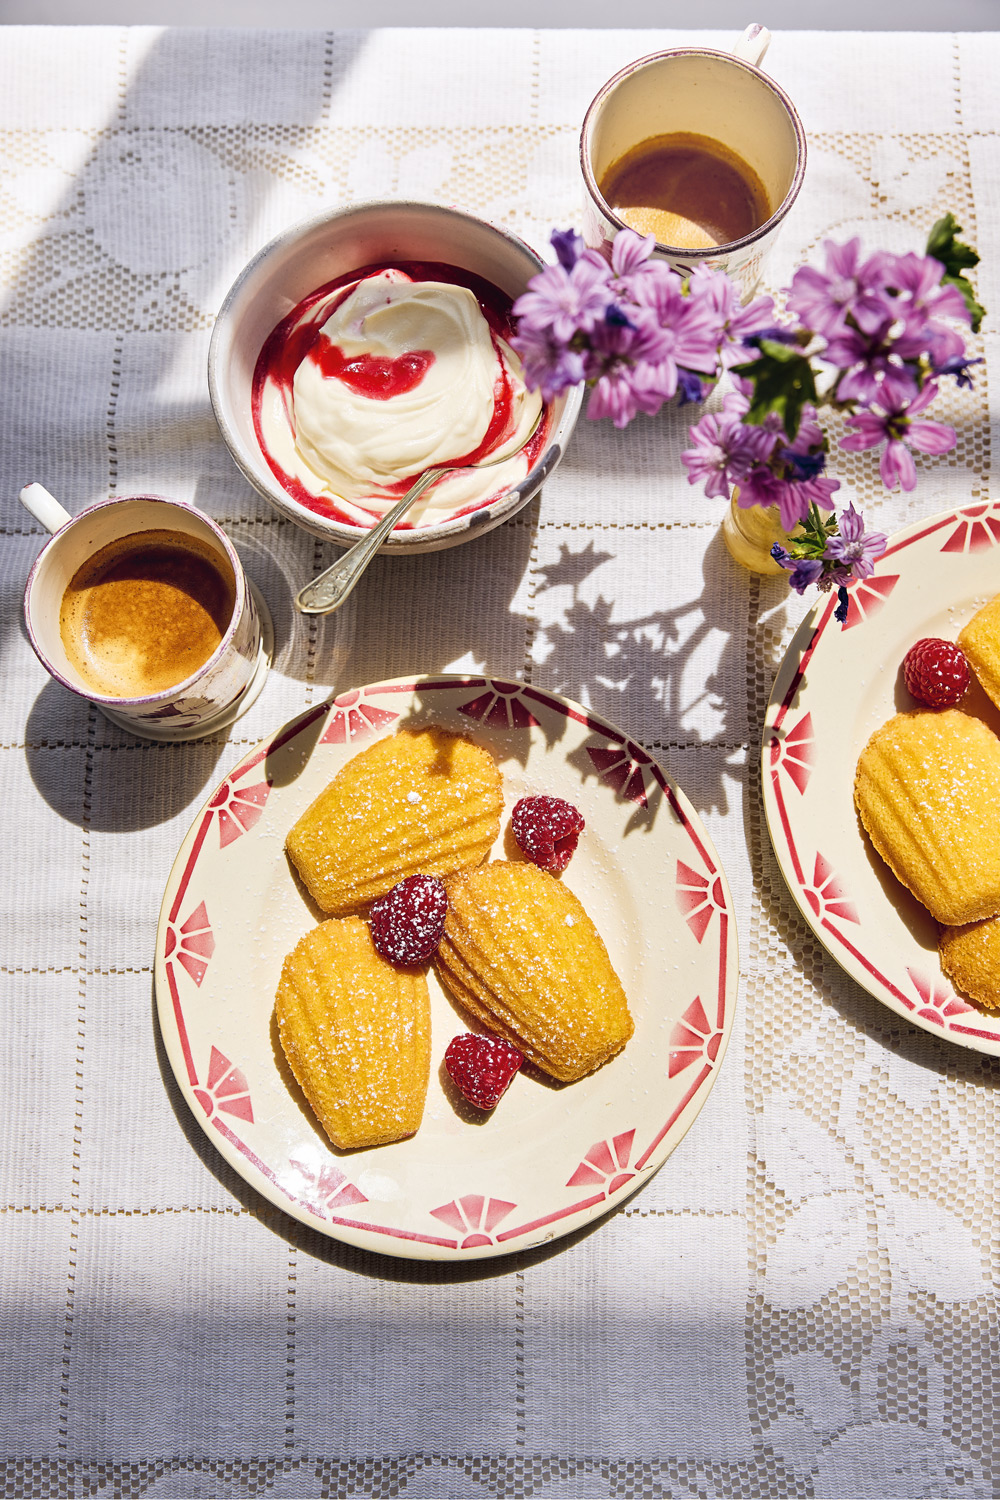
<box><xmin>580</xmin><ymin>25</ymin><xmax>806</xmax><ymax>300</ymax></box>
<box><xmin>22</xmin><ymin>485</ymin><xmax>273</xmax><ymax>741</ymax></box>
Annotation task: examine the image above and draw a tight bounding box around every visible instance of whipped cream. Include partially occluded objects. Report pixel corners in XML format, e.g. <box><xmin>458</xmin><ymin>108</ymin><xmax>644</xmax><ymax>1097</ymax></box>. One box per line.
<box><xmin>253</xmin><ymin>268</ymin><xmax>544</xmax><ymax>529</ymax></box>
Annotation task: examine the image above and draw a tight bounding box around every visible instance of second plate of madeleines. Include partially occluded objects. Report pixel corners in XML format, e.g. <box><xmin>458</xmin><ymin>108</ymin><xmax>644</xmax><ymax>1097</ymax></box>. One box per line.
<box><xmin>155</xmin><ymin>674</ymin><xmax>738</xmax><ymax>1261</ymax></box>
<box><xmin>764</xmin><ymin>501</ymin><xmax>1000</xmax><ymax>1056</ymax></box>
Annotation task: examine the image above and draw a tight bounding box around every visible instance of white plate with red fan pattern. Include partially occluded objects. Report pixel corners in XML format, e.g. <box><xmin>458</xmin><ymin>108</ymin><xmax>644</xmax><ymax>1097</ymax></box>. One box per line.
<box><xmin>155</xmin><ymin>675</ymin><xmax>738</xmax><ymax>1261</ymax></box>
<box><xmin>763</xmin><ymin>501</ymin><xmax>1000</xmax><ymax>1055</ymax></box>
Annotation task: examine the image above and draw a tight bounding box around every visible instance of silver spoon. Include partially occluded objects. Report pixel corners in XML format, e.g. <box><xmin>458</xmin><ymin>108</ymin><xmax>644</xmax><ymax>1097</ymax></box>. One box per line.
<box><xmin>294</xmin><ymin>408</ymin><xmax>543</xmax><ymax>616</ymax></box>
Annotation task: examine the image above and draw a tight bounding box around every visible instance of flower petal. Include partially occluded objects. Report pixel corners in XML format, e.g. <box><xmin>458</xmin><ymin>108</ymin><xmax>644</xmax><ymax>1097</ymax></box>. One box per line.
<box><xmin>906</xmin><ymin>418</ymin><xmax>957</xmax><ymax>456</ymax></box>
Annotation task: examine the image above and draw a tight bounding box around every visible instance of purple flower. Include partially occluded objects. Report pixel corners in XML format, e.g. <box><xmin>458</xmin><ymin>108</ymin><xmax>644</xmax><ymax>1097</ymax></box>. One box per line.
<box><xmin>699</xmin><ymin>388</ymin><xmax>839</xmax><ymax>526</ymax></box>
<box><xmin>682</xmin><ymin>408</ymin><xmax>775</xmax><ymax>499</ymax></box>
<box><xmin>833</xmin><ymin>585</ymin><xmax>851</xmax><ymax>624</ymax></box>
<box><xmin>736</xmin><ymin>465</ymin><xmax>839</xmax><ymax>532</ymax></box>
<box><xmin>772</xmin><ymin>550</ymin><xmax>825</xmax><ymax>595</ymax></box>
<box><xmin>677</xmin><ymin>369</ymin><xmax>708</xmax><ymax>405</ymax></box>
<box><xmin>630</xmin><ymin>271</ymin><xmax>724</xmax><ymax>380</ymax></box>
<box><xmin>893</xmin><ymin>306</ymin><xmax>966</xmax><ymax>370</ymax></box>
<box><xmin>884</xmin><ymin>250</ymin><xmax>971</xmax><ymax>327</ymax></box>
<box><xmin>608</xmin><ymin>228</ymin><xmax>671</xmax><ymax>301</ymax></box>
<box><xmin>611</xmin><ymin>228</ymin><xmax>657</xmax><ymax>275</ymax></box>
<box><xmin>787</xmin><ymin>238</ymin><xmax>894</xmax><ymax>338</ymax></box>
<box><xmin>823</xmin><ymin>501</ymin><xmax>887</xmax><ymax>580</ymax></box>
<box><xmin>867</xmin><ymin>252</ymin><xmax>970</xmax><ymax>370</ymax></box>
<box><xmin>513</xmin><ymin>251</ymin><xmax>613</xmax><ymax>346</ymax></box>
<box><xmin>778</xmin><ymin>445</ymin><xmax>827</xmax><ymax>482</ymax></box>
<box><xmin>604</xmin><ymin>301</ymin><xmax>635</xmax><ymax>330</ymax></box>
<box><xmin>587</xmin><ymin>362</ymin><xmax>672</xmax><ymax>426</ymax></box>
<box><xmin>771</xmin><ymin>544</ymin><xmax>830</xmax><ymax>594</ymax></box>
<box><xmin>585</xmin><ymin>303</ymin><xmax>672</xmax><ymax>371</ymax></box>
<box><xmin>841</xmin><ymin>380</ymin><xmax>957</xmax><ymax>492</ymax></box>
<box><xmin>583</xmin><ymin>310</ymin><xmax>683</xmax><ymax>425</ymax></box>
<box><xmin>800</xmin><ymin>475</ymin><xmax>841</xmax><ymax>510</ymax></box>
<box><xmin>585</xmin><ymin>368</ymin><xmax>642</xmax><ymax>427</ymax></box>
<box><xmin>793</xmin><ymin>405</ymin><xmax>825</xmax><ymax>450</ymax></box>
<box><xmin>551</xmin><ymin>228</ymin><xmax>584</xmax><ymax>270</ymax></box>
<box><xmin>687</xmin><ymin>264</ymin><xmax>776</xmax><ymax>365</ymax></box>
<box><xmin>722</xmin><ymin>383</ymin><xmax>782</xmax><ymax>436</ymax></box>
<box><xmin>741</xmin><ymin>325</ymin><xmax>801</xmax><ymax>347</ymax></box>
<box><xmin>770</xmin><ymin>403</ymin><xmax>828</xmax><ymax>481</ymax></box>
<box><xmin>736</xmin><ymin>468</ymin><xmax>805</xmax><ymax>531</ymax></box>
<box><xmin>725</xmin><ymin>375</ymin><xmax>754</xmax><ymax>404</ymax></box>
<box><xmin>722</xmin><ymin>383</ymin><xmax>789</xmax><ymax>442</ymax></box>
<box><xmin>508</xmin><ymin>320</ymin><xmax>587</xmax><ymax>402</ymax></box>
<box><xmin>935</xmin><ymin>354</ymin><xmax>984</xmax><ymax>389</ymax></box>
<box><xmin>826</xmin><ymin>325</ymin><xmax>919</xmax><ymax>408</ymax></box>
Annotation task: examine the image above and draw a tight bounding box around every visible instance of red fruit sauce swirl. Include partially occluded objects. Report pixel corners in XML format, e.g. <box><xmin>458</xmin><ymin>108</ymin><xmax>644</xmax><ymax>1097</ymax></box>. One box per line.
<box><xmin>310</xmin><ymin>341</ymin><xmax>435</xmax><ymax>399</ymax></box>
<box><xmin>251</xmin><ymin>260</ymin><xmax>548</xmax><ymax>528</ymax></box>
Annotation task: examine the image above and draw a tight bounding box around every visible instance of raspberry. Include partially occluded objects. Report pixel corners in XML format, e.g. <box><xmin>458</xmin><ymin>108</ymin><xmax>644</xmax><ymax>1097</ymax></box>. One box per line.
<box><xmin>902</xmin><ymin>638</ymin><xmax>971</xmax><ymax>708</ymax></box>
<box><xmin>444</xmin><ymin>1033</ymin><xmax>524</xmax><ymax>1111</ymax></box>
<box><xmin>511</xmin><ymin>795</ymin><xmax>585</xmax><ymax>873</ymax></box>
<box><xmin>369</xmin><ymin>875</ymin><xmax>448</xmax><ymax>965</ymax></box>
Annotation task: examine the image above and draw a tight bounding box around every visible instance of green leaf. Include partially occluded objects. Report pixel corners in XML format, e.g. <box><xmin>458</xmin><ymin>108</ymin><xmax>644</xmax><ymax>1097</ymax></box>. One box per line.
<box><xmin>730</xmin><ymin>340</ymin><xmax>818</xmax><ymax>440</ymax></box>
<box><xmin>927</xmin><ymin>213</ymin><xmax>979</xmax><ymax>271</ymax></box>
<box><xmin>926</xmin><ymin>213</ymin><xmax>986</xmax><ymax>333</ymax></box>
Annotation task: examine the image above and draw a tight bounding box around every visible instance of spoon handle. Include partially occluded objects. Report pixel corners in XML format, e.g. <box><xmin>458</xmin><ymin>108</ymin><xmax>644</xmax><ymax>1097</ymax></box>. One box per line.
<box><xmin>294</xmin><ymin>467</ymin><xmax>443</xmax><ymax>615</ymax></box>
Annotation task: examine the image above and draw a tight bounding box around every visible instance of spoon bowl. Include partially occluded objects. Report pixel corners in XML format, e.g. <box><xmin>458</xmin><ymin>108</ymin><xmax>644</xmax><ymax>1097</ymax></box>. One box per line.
<box><xmin>295</xmin><ymin>410</ymin><xmax>544</xmax><ymax>616</ymax></box>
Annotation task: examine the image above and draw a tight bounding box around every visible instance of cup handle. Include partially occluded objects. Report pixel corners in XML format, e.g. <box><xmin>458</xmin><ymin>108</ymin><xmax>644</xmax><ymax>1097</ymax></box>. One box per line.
<box><xmin>20</xmin><ymin>482</ymin><xmax>72</xmax><ymax>534</ymax></box>
<box><xmin>732</xmin><ymin>23</ymin><xmax>771</xmax><ymax>69</ymax></box>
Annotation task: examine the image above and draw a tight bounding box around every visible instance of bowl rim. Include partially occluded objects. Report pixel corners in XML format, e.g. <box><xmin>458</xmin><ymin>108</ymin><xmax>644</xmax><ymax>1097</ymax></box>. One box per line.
<box><xmin>208</xmin><ymin>199</ymin><xmax>582</xmax><ymax>552</ymax></box>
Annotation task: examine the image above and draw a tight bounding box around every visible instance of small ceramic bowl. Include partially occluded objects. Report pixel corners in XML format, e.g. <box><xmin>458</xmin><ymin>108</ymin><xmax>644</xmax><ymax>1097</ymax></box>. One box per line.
<box><xmin>209</xmin><ymin>200</ymin><xmax>582</xmax><ymax>554</ymax></box>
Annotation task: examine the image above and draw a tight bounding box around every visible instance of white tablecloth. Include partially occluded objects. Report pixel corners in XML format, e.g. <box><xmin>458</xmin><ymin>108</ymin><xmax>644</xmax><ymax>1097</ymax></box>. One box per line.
<box><xmin>2</xmin><ymin>25</ymin><xmax>999</xmax><ymax>1500</ymax></box>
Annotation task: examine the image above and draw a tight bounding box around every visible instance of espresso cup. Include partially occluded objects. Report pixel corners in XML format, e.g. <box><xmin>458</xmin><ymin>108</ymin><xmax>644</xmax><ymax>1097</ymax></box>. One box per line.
<box><xmin>580</xmin><ymin>25</ymin><xmax>806</xmax><ymax>299</ymax></box>
<box><xmin>22</xmin><ymin>486</ymin><xmax>273</xmax><ymax>741</ymax></box>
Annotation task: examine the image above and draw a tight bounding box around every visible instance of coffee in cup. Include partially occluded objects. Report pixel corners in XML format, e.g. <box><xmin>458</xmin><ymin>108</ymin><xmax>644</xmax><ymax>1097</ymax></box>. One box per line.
<box><xmin>22</xmin><ymin>488</ymin><xmax>273</xmax><ymax>741</ymax></box>
<box><xmin>580</xmin><ymin>28</ymin><xmax>806</xmax><ymax>298</ymax></box>
<box><xmin>598</xmin><ymin>131</ymin><xmax>771</xmax><ymax>252</ymax></box>
<box><xmin>59</xmin><ymin>529</ymin><xmax>237</xmax><ymax>699</ymax></box>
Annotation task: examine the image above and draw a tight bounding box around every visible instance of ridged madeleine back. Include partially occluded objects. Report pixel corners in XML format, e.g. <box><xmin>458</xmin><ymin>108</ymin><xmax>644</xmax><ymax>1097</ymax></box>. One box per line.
<box><xmin>286</xmin><ymin>727</ymin><xmax>502</xmax><ymax>915</ymax></box>
<box><xmin>275</xmin><ymin>916</ymin><xmax>431</xmax><ymax>1150</ymax></box>
<box><xmin>959</xmin><ymin>594</ymin><xmax>1000</xmax><ymax>710</ymax></box>
<box><xmin>437</xmin><ymin>861</ymin><xmax>633</xmax><ymax>1082</ymax></box>
<box><xmin>939</xmin><ymin>915</ymin><xmax>1000</xmax><ymax>1010</ymax></box>
<box><xmin>854</xmin><ymin>709</ymin><xmax>1000</xmax><ymax>926</ymax></box>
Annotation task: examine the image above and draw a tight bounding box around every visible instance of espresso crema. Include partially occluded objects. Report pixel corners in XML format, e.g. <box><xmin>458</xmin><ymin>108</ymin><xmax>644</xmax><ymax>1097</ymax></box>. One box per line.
<box><xmin>600</xmin><ymin>130</ymin><xmax>770</xmax><ymax>250</ymax></box>
<box><xmin>59</xmin><ymin>529</ymin><xmax>236</xmax><ymax>699</ymax></box>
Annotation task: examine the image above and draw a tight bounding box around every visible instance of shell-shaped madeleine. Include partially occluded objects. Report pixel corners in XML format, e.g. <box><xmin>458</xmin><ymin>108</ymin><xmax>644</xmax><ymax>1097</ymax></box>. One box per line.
<box><xmin>436</xmin><ymin>861</ymin><xmax>633</xmax><ymax>1082</ymax></box>
<box><xmin>275</xmin><ymin>916</ymin><xmax>431</xmax><ymax>1150</ymax></box>
<box><xmin>959</xmin><ymin>594</ymin><xmax>1000</xmax><ymax>709</ymax></box>
<box><xmin>286</xmin><ymin>727</ymin><xmax>502</xmax><ymax>915</ymax></box>
<box><xmin>854</xmin><ymin>709</ymin><xmax>1000</xmax><ymax>925</ymax></box>
<box><xmin>940</xmin><ymin>916</ymin><xmax>1000</xmax><ymax>1010</ymax></box>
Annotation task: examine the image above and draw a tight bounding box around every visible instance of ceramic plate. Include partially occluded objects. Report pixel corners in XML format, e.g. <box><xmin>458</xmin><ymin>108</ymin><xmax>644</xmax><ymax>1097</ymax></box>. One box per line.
<box><xmin>155</xmin><ymin>675</ymin><xmax>738</xmax><ymax>1260</ymax></box>
<box><xmin>763</xmin><ymin>501</ymin><xmax>1000</xmax><ymax>1056</ymax></box>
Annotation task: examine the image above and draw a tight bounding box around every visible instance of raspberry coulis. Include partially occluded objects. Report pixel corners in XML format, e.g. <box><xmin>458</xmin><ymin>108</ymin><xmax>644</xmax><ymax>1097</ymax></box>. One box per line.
<box><xmin>309</xmin><ymin>341</ymin><xmax>435</xmax><ymax>399</ymax></box>
<box><xmin>251</xmin><ymin>260</ymin><xmax>548</xmax><ymax>527</ymax></box>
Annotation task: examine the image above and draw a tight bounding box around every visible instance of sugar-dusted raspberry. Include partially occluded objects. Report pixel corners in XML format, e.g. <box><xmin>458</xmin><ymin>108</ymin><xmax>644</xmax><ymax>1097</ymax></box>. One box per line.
<box><xmin>511</xmin><ymin>795</ymin><xmax>585</xmax><ymax>873</ymax></box>
<box><xmin>369</xmin><ymin>875</ymin><xmax>448</xmax><ymax>965</ymax></box>
<box><xmin>444</xmin><ymin>1033</ymin><xmax>524</xmax><ymax>1111</ymax></box>
<box><xmin>902</xmin><ymin>638</ymin><xmax>971</xmax><ymax>708</ymax></box>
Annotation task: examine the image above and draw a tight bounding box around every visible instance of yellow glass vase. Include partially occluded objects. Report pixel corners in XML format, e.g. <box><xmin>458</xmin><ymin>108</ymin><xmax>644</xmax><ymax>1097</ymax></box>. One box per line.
<box><xmin>721</xmin><ymin>491</ymin><xmax>793</xmax><ymax>576</ymax></box>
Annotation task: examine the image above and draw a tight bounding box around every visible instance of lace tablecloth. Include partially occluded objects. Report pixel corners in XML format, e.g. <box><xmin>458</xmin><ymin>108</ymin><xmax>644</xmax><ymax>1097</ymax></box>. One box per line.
<box><xmin>2</xmin><ymin>25</ymin><xmax>999</xmax><ymax>1500</ymax></box>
